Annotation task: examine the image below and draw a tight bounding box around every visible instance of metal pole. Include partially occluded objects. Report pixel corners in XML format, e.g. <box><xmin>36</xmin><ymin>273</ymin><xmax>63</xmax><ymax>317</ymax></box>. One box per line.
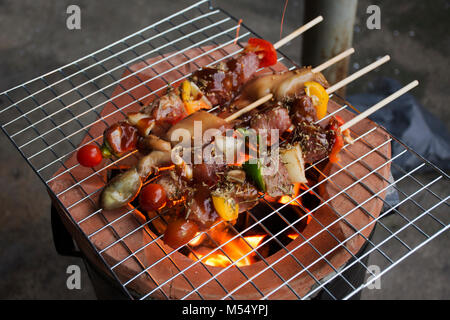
<box><xmin>302</xmin><ymin>0</ymin><xmax>358</xmax><ymax>97</ymax></box>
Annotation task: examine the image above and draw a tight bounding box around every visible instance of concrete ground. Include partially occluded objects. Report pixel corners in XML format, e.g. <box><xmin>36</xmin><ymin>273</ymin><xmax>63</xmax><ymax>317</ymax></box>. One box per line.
<box><xmin>0</xmin><ymin>0</ymin><xmax>448</xmax><ymax>299</ymax></box>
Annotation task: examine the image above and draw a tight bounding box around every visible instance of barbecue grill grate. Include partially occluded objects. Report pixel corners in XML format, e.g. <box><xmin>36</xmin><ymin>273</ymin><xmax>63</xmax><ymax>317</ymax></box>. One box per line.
<box><xmin>0</xmin><ymin>0</ymin><xmax>448</xmax><ymax>300</ymax></box>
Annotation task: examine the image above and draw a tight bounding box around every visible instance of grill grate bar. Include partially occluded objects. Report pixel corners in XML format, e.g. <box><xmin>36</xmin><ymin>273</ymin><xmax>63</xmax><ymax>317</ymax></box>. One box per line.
<box><xmin>20</xmin><ymin>22</ymin><xmax>238</xmax><ymax>157</ymax></box>
<box><xmin>0</xmin><ymin>0</ymin><xmax>448</xmax><ymax>300</ymax></box>
<box><xmin>311</xmin><ymin>191</ymin><xmax>449</xmax><ymax>300</ymax></box>
<box><xmin>257</xmin><ymin>198</ymin><xmax>355</xmax><ymax>298</ymax></box>
<box><xmin>0</xmin><ymin>0</ymin><xmax>212</xmax><ymax>102</ymax></box>
<box><xmin>356</xmin><ymin>135</ymin><xmax>448</xmax><ymax>226</ymax></box>
<box><xmin>182</xmin><ymin>146</ymin><xmax>408</xmax><ymax>300</ymax></box>
<box><xmin>233</xmin><ymin>168</ymin><xmax>444</xmax><ymax>300</ymax></box>
<box><xmin>340</xmin><ymin>145</ymin><xmax>432</xmax><ymax>241</ymax></box>
<box><xmin>139</xmin><ymin>137</ymin><xmax>397</xmax><ymax>299</ymax></box>
<box><xmin>242</xmin><ymin>208</ymin><xmax>337</xmax><ymax>299</ymax></box>
<box><xmin>343</xmin><ymin>221</ymin><xmax>449</xmax><ymax>300</ymax></box>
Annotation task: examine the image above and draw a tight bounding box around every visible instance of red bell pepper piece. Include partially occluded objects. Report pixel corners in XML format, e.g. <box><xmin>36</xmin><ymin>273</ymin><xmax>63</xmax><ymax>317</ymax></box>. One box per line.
<box><xmin>329</xmin><ymin>133</ymin><xmax>344</xmax><ymax>164</ymax></box>
<box><xmin>328</xmin><ymin>116</ymin><xmax>348</xmax><ymax>164</ymax></box>
<box><xmin>245</xmin><ymin>38</ymin><xmax>278</xmax><ymax>68</ymax></box>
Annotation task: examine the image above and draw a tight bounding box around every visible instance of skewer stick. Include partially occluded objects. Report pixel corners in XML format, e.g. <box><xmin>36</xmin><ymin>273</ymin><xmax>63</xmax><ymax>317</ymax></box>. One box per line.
<box><xmin>222</xmin><ymin>16</ymin><xmax>324</xmax><ymax>122</ymax></box>
<box><xmin>326</xmin><ymin>55</ymin><xmax>391</xmax><ymax>94</ymax></box>
<box><xmin>225</xmin><ymin>94</ymin><xmax>273</xmax><ymax>122</ymax></box>
<box><xmin>274</xmin><ymin>16</ymin><xmax>324</xmax><ymax>50</ymax></box>
<box><xmin>225</xmin><ymin>48</ymin><xmax>356</xmax><ymax>121</ymax></box>
<box><xmin>340</xmin><ymin>80</ymin><xmax>419</xmax><ymax>131</ymax></box>
<box><xmin>312</xmin><ymin>48</ymin><xmax>355</xmax><ymax>74</ymax></box>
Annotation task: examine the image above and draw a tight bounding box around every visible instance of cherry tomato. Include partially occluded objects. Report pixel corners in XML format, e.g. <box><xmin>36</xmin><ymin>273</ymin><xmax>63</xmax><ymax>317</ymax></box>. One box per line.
<box><xmin>246</xmin><ymin>38</ymin><xmax>278</xmax><ymax>68</ymax></box>
<box><xmin>139</xmin><ymin>183</ymin><xmax>167</xmax><ymax>211</ymax></box>
<box><xmin>163</xmin><ymin>219</ymin><xmax>199</xmax><ymax>248</ymax></box>
<box><xmin>77</xmin><ymin>145</ymin><xmax>103</xmax><ymax>167</ymax></box>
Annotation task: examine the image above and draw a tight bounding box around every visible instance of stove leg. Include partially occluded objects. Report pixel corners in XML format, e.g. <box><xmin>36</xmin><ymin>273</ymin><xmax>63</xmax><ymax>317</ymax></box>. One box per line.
<box><xmin>51</xmin><ymin>204</ymin><xmax>130</xmax><ymax>299</ymax></box>
<box><xmin>51</xmin><ymin>205</ymin><xmax>81</xmax><ymax>257</ymax></box>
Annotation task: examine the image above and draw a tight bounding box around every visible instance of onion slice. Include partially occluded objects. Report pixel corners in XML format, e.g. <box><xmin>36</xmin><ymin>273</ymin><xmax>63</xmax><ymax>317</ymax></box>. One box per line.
<box><xmin>280</xmin><ymin>144</ymin><xmax>307</xmax><ymax>184</ymax></box>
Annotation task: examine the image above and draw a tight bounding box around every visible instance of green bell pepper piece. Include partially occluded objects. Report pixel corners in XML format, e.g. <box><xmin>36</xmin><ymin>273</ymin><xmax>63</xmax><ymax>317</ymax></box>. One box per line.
<box><xmin>242</xmin><ymin>159</ymin><xmax>266</xmax><ymax>192</ymax></box>
<box><xmin>100</xmin><ymin>141</ymin><xmax>113</xmax><ymax>159</ymax></box>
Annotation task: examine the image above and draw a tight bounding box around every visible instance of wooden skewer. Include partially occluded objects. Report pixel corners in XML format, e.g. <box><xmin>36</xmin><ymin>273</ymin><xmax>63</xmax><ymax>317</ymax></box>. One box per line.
<box><xmin>227</xmin><ymin>54</ymin><xmax>389</xmax><ymax>123</ymax></box>
<box><xmin>225</xmin><ymin>94</ymin><xmax>273</xmax><ymax>122</ymax></box>
<box><xmin>326</xmin><ymin>55</ymin><xmax>391</xmax><ymax>94</ymax></box>
<box><xmin>341</xmin><ymin>80</ymin><xmax>419</xmax><ymax>131</ymax></box>
<box><xmin>312</xmin><ymin>48</ymin><xmax>355</xmax><ymax>74</ymax></box>
<box><xmin>223</xmin><ymin>17</ymin><xmax>325</xmax><ymax>122</ymax></box>
<box><xmin>225</xmin><ymin>48</ymin><xmax>356</xmax><ymax>121</ymax></box>
<box><xmin>274</xmin><ymin>16</ymin><xmax>324</xmax><ymax>50</ymax></box>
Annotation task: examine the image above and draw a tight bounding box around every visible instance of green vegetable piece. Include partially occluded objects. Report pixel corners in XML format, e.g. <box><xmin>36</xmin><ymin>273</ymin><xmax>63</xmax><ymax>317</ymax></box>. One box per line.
<box><xmin>100</xmin><ymin>142</ymin><xmax>113</xmax><ymax>159</ymax></box>
<box><xmin>242</xmin><ymin>159</ymin><xmax>266</xmax><ymax>192</ymax></box>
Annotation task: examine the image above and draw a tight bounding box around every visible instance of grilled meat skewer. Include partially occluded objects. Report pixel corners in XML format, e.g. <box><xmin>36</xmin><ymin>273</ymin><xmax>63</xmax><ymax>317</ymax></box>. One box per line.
<box><xmin>99</xmin><ymin>39</ymin><xmax>278</xmax><ymax>158</ymax></box>
<box><xmin>99</xmin><ymin>67</ymin><xmax>344</xmax><ymax>211</ymax></box>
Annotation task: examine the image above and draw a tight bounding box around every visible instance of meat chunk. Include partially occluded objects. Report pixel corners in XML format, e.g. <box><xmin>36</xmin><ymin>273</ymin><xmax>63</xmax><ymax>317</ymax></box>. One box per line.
<box><xmin>187</xmin><ymin>186</ymin><xmax>220</xmax><ymax>230</ymax></box>
<box><xmin>232</xmin><ymin>67</ymin><xmax>329</xmax><ymax>110</ymax></box>
<box><xmin>292</xmin><ymin>122</ymin><xmax>335</xmax><ymax>164</ymax></box>
<box><xmin>103</xmin><ymin>122</ymin><xmax>139</xmax><ymax>157</ymax></box>
<box><xmin>191</xmin><ymin>52</ymin><xmax>260</xmax><ymax>107</ymax></box>
<box><xmin>143</xmin><ymin>90</ymin><xmax>187</xmax><ymax>126</ymax></box>
<box><xmin>232</xmin><ymin>182</ymin><xmax>260</xmax><ymax>213</ymax></box>
<box><xmin>156</xmin><ymin>172</ymin><xmax>186</xmax><ymax>202</ymax></box>
<box><xmin>262</xmin><ymin>159</ymin><xmax>294</xmax><ymax>197</ymax></box>
<box><xmin>193</xmin><ymin>163</ymin><xmax>226</xmax><ymax>187</ymax></box>
<box><xmin>290</xmin><ymin>95</ymin><xmax>317</xmax><ymax>125</ymax></box>
<box><xmin>250</xmin><ymin>107</ymin><xmax>293</xmax><ymax>145</ymax></box>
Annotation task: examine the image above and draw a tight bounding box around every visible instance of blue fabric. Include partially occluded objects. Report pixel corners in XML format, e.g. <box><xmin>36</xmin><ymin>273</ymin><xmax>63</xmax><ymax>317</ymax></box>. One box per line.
<box><xmin>348</xmin><ymin>78</ymin><xmax>450</xmax><ymax>177</ymax></box>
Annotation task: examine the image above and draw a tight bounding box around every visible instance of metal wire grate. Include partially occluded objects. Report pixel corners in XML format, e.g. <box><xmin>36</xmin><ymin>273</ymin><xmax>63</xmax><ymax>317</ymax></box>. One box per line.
<box><xmin>0</xmin><ymin>0</ymin><xmax>448</xmax><ymax>300</ymax></box>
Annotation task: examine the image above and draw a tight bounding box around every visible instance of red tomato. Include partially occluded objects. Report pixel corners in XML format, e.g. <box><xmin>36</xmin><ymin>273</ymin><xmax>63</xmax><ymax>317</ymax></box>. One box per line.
<box><xmin>139</xmin><ymin>183</ymin><xmax>167</xmax><ymax>211</ymax></box>
<box><xmin>163</xmin><ymin>219</ymin><xmax>199</xmax><ymax>248</ymax></box>
<box><xmin>77</xmin><ymin>145</ymin><xmax>103</xmax><ymax>167</ymax></box>
<box><xmin>246</xmin><ymin>38</ymin><xmax>278</xmax><ymax>68</ymax></box>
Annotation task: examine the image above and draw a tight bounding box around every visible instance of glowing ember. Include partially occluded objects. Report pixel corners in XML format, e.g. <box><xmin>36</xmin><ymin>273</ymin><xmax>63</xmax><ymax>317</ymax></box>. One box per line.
<box><xmin>188</xmin><ymin>232</ymin><xmax>205</xmax><ymax>247</ymax></box>
<box><xmin>278</xmin><ymin>183</ymin><xmax>304</xmax><ymax>206</ymax></box>
<box><xmin>287</xmin><ymin>233</ymin><xmax>299</xmax><ymax>240</ymax></box>
<box><xmin>244</xmin><ymin>235</ymin><xmax>266</xmax><ymax>249</ymax></box>
<box><xmin>184</xmin><ymin>181</ymin><xmax>316</xmax><ymax>267</ymax></box>
<box><xmin>188</xmin><ymin>233</ymin><xmax>266</xmax><ymax>267</ymax></box>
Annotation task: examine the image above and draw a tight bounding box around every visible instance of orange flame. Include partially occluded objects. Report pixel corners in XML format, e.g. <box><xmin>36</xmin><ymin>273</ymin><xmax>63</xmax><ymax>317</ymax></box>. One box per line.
<box><xmin>188</xmin><ymin>233</ymin><xmax>265</xmax><ymax>268</ymax></box>
<box><xmin>287</xmin><ymin>233</ymin><xmax>299</xmax><ymax>240</ymax></box>
<box><xmin>278</xmin><ymin>183</ymin><xmax>303</xmax><ymax>206</ymax></box>
<box><xmin>188</xmin><ymin>232</ymin><xmax>205</xmax><ymax>247</ymax></box>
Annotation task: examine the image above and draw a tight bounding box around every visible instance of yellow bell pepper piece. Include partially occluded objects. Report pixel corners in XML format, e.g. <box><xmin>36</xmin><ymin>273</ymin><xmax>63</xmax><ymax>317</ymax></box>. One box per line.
<box><xmin>184</xmin><ymin>100</ymin><xmax>211</xmax><ymax>115</ymax></box>
<box><xmin>304</xmin><ymin>81</ymin><xmax>329</xmax><ymax>120</ymax></box>
<box><xmin>181</xmin><ymin>80</ymin><xmax>191</xmax><ymax>102</ymax></box>
<box><xmin>212</xmin><ymin>195</ymin><xmax>239</xmax><ymax>221</ymax></box>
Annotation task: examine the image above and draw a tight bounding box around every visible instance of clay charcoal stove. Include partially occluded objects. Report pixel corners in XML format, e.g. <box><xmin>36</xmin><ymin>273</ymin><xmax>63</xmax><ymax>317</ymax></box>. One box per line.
<box><xmin>0</xmin><ymin>0</ymin><xmax>448</xmax><ymax>300</ymax></box>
